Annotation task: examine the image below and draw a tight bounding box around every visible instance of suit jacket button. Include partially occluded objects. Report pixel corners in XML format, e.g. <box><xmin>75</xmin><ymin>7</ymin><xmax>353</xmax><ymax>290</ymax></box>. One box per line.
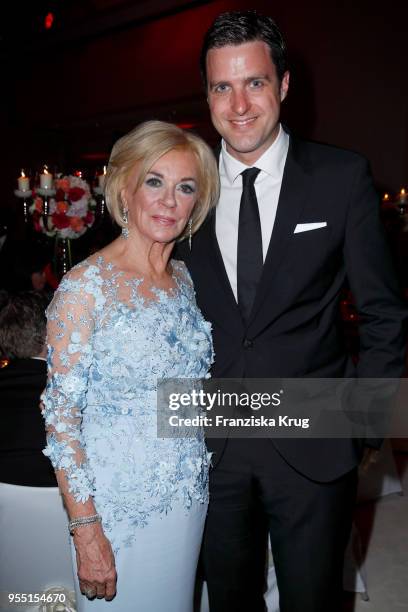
<box><xmin>243</xmin><ymin>338</ymin><xmax>253</xmax><ymax>349</ymax></box>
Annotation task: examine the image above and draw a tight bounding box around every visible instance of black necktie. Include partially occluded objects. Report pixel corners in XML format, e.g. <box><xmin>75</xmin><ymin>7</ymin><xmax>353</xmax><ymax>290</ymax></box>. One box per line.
<box><xmin>237</xmin><ymin>167</ymin><xmax>263</xmax><ymax>324</ymax></box>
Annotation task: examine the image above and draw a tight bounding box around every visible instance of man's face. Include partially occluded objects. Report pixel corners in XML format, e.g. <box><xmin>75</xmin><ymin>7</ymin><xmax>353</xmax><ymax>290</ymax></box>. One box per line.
<box><xmin>206</xmin><ymin>41</ymin><xmax>289</xmax><ymax>165</ymax></box>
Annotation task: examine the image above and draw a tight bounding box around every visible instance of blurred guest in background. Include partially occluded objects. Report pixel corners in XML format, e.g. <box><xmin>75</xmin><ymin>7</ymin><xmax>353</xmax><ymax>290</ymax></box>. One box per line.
<box><xmin>0</xmin><ymin>237</ymin><xmax>55</xmax><ymax>295</ymax></box>
<box><xmin>0</xmin><ymin>290</ymin><xmax>56</xmax><ymax>486</ymax></box>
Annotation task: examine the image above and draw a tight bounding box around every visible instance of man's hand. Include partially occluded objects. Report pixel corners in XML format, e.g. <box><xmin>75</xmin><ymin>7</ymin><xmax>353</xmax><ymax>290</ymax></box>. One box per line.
<box><xmin>359</xmin><ymin>447</ymin><xmax>380</xmax><ymax>474</ymax></box>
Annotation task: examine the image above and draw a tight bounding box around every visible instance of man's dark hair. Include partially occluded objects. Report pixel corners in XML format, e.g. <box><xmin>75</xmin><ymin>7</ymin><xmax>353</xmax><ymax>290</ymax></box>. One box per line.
<box><xmin>0</xmin><ymin>291</ymin><xmax>50</xmax><ymax>359</ymax></box>
<box><xmin>200</xmin><ymin>10</ymin><xmax>288</xmax><ymax>89</ymax></box>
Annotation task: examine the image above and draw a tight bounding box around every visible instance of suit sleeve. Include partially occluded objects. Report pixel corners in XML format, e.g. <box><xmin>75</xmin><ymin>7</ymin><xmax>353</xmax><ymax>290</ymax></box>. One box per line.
<box><xmin>344</xmin><ymin>156</ymin><xmax>408</xmax><ymax>379</ymax></box>
<box><xmin>342</xmin><ymin>159</ymin><xmax>408</xmax><ymax>449</ymax></box>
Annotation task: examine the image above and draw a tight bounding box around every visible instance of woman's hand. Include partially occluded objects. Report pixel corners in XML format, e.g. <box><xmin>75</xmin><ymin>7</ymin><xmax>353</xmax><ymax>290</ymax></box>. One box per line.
<box><xmin>73</xmin><ymin>522</ymin><xmax>117</xmax><ymax>601</ymax></box>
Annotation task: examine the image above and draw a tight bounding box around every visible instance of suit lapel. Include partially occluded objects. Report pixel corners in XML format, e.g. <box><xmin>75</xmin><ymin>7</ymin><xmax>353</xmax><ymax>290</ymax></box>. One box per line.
<box><xmin>247</xmin><ymin>138</ymin><xmax>312</xmax><ymax>329</ymax></box>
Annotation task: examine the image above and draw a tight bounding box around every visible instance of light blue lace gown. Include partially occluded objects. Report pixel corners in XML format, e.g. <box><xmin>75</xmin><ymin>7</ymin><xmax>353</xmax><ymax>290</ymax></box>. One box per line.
<box><xmin>41</xmin><ymin>255</ymin><xmax>213</xmax><ymax>611</ymax></box>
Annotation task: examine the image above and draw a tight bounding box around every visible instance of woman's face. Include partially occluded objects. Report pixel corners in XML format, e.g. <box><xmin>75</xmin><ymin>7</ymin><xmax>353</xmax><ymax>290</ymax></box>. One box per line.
<box><xmin>122</xmin><ymin>148</ymin><xmax>199</xmax><ymax>245</ymax></box>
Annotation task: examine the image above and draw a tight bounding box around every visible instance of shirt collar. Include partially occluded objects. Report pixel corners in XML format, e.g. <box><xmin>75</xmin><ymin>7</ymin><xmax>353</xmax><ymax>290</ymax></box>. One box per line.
<box><xmin>221</xmin><ymin>124</ymin><xmax>289</xmax><ymax>184</ymax></box>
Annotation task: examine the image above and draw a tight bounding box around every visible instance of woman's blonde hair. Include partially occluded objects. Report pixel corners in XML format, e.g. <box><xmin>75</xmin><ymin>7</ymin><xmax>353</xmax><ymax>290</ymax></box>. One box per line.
<box><xmin>105</xmin><ymin>120</ymin><xmax>219</xmax><ymax>240</ymax></box>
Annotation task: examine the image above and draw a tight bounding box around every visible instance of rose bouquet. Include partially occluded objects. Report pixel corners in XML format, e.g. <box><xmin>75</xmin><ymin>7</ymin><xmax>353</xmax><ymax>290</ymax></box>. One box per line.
<box><xmin>30</xmin><ymin>175</ymin><xmax>96</xmax><ymax>239</ymax></box>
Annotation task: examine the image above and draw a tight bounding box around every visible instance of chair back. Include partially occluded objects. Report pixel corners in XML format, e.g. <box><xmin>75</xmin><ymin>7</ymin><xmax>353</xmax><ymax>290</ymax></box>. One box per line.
<box><xmin>0</xmin><ymin>483</ymin><xmax>75</xmax><ymax>610</ymax></box>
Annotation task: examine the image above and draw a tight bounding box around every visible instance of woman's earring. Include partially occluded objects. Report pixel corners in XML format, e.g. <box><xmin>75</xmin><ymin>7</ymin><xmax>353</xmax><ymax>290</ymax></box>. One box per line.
<box><xmin>122</xmin><ymin>207</ymin><xmax>129</xmax><ymax>239</ymax></box>
<box><xmin>188</xmin><ymin>218</ymin><xmax>193</xmax><ymax>251</ymax></box>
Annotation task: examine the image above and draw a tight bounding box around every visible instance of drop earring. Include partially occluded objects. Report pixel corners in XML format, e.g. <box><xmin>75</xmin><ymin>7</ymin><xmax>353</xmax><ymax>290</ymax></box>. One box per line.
<box><xmin>122</xmin><ymin>207</ymin><xmax>129</xmax><ymax>239</ymax></box>
<box><xmin>188</xmin><ymin>218</ymin><xmax>192</xmax><ymax>251</ymax></box>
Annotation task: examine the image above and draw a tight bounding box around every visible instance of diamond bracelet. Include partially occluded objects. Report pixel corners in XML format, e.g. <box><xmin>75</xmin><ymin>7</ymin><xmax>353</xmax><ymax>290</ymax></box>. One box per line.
<box><xmin>68</xmin><ymin>513</ymin><xmax>102</xmax><ymax>535</ymax></box>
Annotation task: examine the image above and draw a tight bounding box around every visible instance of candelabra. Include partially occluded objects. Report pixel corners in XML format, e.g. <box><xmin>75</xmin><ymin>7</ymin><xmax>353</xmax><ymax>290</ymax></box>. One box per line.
<box><xmin>93</xmin><ymin>185</ymin><xmax>106</xmax><ymax>217</ymax></box>
<box><xmin>13</xmin><ymin>189</ymin><xmax>32</xmax><ymax>223</ymax></box>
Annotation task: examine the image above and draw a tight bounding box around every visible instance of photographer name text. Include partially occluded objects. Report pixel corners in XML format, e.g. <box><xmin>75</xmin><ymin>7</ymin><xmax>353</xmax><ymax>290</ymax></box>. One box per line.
<box><xmin>168</xmin><ymin>414</ymin><xmax>310</xmax><ymax>429</ymax></box>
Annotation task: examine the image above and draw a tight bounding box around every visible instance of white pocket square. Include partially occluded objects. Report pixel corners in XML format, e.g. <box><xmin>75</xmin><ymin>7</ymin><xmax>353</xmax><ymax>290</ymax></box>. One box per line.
<box><xmin>294</xmin><ymin>222</ymin><xmax>327</xmax><ymax>234</ymax></box>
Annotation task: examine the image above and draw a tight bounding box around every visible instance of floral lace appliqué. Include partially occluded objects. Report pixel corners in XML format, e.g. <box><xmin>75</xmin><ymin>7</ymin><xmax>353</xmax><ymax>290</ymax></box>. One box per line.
<box><xmin>41</xmin><ymin>257</ymin><xmax>213</xmax><ymax>549</ymax></box>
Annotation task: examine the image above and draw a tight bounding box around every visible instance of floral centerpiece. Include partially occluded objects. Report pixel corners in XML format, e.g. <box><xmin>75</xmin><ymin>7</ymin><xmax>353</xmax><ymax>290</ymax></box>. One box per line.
<box><xmin>29</xmin><ymin>174</ymin><xmax>97</xmax><ymax>280</ymax></box>
<box><xmin>30</xmin><ymin>174</ymin><xmax>96</xmax><ymax>239</ymax></box>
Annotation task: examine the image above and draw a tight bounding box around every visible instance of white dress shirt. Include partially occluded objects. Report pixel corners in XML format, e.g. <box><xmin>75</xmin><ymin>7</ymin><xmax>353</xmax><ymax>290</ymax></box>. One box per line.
<box><xmin>216</xmin><ymin>124</ymin><xmax>289</xmax><ymax>300</ymax></box>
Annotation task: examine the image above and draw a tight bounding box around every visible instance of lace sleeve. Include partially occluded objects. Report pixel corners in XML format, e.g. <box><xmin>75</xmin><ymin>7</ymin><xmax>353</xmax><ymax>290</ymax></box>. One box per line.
<box><xmin>41</xmin><ymin>264</ymin><xmax>105</xmax><ymax>503</ymax></box>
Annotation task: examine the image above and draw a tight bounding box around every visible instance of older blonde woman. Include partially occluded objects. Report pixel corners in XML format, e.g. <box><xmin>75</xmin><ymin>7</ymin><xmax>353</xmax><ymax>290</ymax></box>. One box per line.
<box><xmin>41</xmin><ymin>121</ymin><xmax>219</xmax><ymax>611</ymax></box>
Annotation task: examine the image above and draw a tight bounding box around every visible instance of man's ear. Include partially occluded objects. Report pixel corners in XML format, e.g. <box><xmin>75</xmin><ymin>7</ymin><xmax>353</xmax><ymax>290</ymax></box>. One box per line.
<box><xmin>280</xmin><ymin>71</ymin><xmax>290</xmax><ymax>101</ymax></box>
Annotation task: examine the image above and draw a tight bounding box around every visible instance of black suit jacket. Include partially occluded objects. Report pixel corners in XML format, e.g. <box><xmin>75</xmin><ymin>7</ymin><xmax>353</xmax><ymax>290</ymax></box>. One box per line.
<box><xmin>0</xmin><ymin>358</ymin><xmax>57</xmax><ymax>487</ymax></box>
<box><xmin>176</xmin><ymin>135</ymin><xmax>408</xmax><ymax>481</ymax></box>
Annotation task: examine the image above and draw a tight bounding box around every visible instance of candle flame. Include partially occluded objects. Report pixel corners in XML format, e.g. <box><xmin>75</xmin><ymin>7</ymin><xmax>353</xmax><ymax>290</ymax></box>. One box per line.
<box><xmin>43</xmin><ymin>165</ymin><xmax>49</xmax><ymax>175</ymax></box>
<box><xmin>21</xmin><ymin>170</ymin><xmax>26</xmax><ymax>178</ymax></box>
<box><xmin>383</xmin><ymin>193</ymin><xmax>389</xmax><ymax>200</ymax></box>
<box><xmin>103</xmin><ymin>165</ymin><xmax>107</xmax><ymax>175</ymax></box>
<box><xmin>401</xmin><ymin>188</ymin><xmax>406</xmax><ymax>196</ymax></box>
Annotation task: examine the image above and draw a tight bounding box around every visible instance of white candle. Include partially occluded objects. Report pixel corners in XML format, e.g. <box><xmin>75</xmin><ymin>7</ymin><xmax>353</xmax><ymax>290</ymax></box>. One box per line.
<box><xmin>40</xmin><ymin>166</ymin><xmax>53</xmax><ymax>189</ymax></box>
<box><xmin>398</xmin><ymin>188</ymin><xmax>407</xmax><ymax>204</ymax></box>
<box><xmin>98</xmin><ymin>165</ymin><xmax>107</xmax><ymax>188</ymax></box>
<box><xmin>18</xmin><ymin>170</ymin><xmax>30</xmax><ymax>191</ymax></box>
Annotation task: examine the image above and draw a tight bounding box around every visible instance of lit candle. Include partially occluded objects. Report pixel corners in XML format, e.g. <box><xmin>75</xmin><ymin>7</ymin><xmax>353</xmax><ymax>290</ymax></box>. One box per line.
<box><xmin>40</xmin><ymin>165</ymin><xmax>53</xmax><ymax>189</ymax></box>
<box><xmin>398</xmin><ymin>188</ymin><xmax>407</xmax><ymax>204</ymax></box>
<box><xmin>382</xmin><ymin>193</ymin><xmax>390</xmax><ymax>203</ymax></box>
<box><xmin>18</xmin><ymin>170</ymin><xmax>30</xmax><ymax>192</ymax></box>
<box><xmin>98</xmin><ymin>165</ymin><xmax>107</xmax><ymax>188</ymax></box>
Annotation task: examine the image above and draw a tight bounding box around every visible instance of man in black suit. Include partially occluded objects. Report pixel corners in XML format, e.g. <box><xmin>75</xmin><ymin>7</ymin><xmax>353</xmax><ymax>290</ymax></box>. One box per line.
<box><xmin>176</xmin><ymin>10</ymin><xmax>408</xmax><ymax>612</ymax></box>
<box><xmin>0</xmin><ymin>290</ymin><xmax>56</xmax><ymax>487</ymax></box>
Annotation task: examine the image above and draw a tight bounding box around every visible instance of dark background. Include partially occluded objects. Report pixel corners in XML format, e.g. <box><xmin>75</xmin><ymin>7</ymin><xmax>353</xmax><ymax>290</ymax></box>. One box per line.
<box><xmin>1</xmin><ymin>0</ymin><xmax>407</xmax><ymax>207</ymax></box>
<box><xmin>1</xmin><ymin>0</ymin><xmax>407</xmax><ymax>289</ymax></box>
